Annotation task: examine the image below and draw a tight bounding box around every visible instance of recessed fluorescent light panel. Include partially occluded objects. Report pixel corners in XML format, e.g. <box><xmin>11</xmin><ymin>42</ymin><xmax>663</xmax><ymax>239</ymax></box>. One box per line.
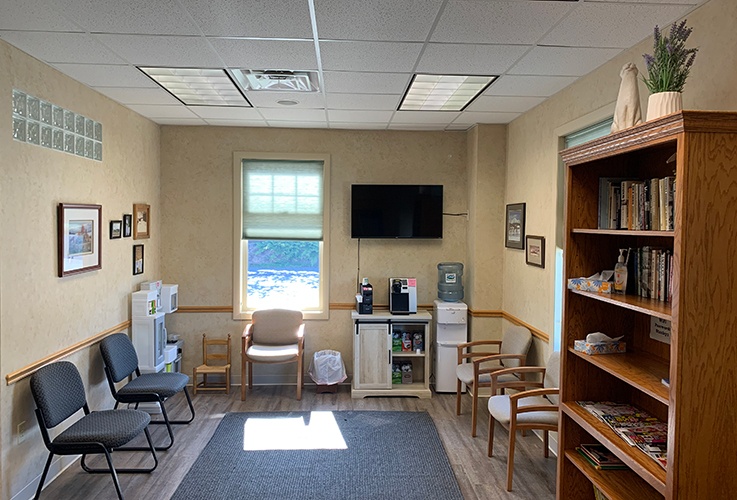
<box><xmin>138</xmin><ymin>67</ymin><xmax>251</xmax><ymax>107</ymax></box>
<box><xmin>399</xmin><ymin>74</ymin><xmax>496</xmax><ymax>111</ymax></box>
<box><xmin>231</xmin><ymin>70</ymin><xmax>320</xmax><ymax>92</ymax></box>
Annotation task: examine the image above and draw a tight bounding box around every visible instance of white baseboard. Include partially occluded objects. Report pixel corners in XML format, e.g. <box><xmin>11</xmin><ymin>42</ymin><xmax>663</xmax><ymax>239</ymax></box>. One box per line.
<box><xmin>12</xmin><ymin>455</ymin><xmax>79</xmax><ymax>500</ymax></box>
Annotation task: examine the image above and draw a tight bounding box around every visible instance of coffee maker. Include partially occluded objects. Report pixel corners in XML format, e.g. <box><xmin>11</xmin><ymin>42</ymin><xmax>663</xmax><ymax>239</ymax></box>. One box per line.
<box><xmin>389</xmin><ymin>278</ymin><xmax>417</xmax><ymax>315</ymax></box>
<box><xmin>356</xmin><ymin>278</ymin><xmax>373</xmax><ymax>314</ymax></box>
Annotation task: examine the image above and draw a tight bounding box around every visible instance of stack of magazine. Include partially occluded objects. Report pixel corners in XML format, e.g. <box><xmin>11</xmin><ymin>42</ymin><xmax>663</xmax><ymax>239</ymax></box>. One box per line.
<box><xmin>577</xmin><ymin>443</ymin><xmax>627</xmax><ymax>470</ymax></box>
<box><xmin>577</xmin><ymin>401</ymin><xmax>667</xmax><ymax>470</ymax></box>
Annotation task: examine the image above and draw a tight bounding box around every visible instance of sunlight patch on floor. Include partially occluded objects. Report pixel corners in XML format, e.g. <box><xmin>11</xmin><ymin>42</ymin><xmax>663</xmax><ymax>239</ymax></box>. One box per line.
<box><xmin>242</xmin><ymin>411</ymin><xmax>347</xmax><ymax>451</ymax></box>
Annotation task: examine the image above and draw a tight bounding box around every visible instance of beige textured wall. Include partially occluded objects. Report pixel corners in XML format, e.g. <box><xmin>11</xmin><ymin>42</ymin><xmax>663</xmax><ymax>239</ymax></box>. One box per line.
<box><xmin>0</xmin><ymin>40</ymin><xmax>160</xmax><ymax>498</ymax></box>
<box><xmin>160</xmin><ymin>127</ymin><xmax>468</xmax><ymax>380</ymax></box>
<box><xmin>502</xmin><ymin>0</ymin><xmax>736</xmax><ymax>343</ymax></box>
<box><xmin>465</xmin><ymin>125</ymin><xmax>506</xmax><ymax>341</ymax></box>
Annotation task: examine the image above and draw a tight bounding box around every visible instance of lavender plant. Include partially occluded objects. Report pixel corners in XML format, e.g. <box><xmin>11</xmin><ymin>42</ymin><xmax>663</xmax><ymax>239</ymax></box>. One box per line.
<box><xmin>642</xmin><ymin>20</ymin><xmax>698</xmax><ymax>94</ymax></box>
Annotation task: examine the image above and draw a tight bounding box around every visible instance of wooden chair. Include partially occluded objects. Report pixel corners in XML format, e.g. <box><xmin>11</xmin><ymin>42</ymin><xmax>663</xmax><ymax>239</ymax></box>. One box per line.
<box><xmin>193</xmin><ymin>333</ymin><xmax>232</xmax><ymax>395</ymax></box>
<box><xmin>241</xmin><ymin>309</ymin><xmax>304</xmax><ymax>401</ymax></box>
<box><xmin>487</xmin><ymin>351</ymin><xmax>560</xmax><ymax>491</ymax></box>
<box><xmin>455</xmin><ymin>324</ymin><xmax>532</xmax><ymax>437</ymax></box>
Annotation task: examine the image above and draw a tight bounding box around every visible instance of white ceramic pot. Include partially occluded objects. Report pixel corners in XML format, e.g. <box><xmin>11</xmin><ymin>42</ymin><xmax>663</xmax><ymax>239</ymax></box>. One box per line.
<box><xmin>646</xmin><ymin>91</ymin><xmax>683</xmax><ymax>121</ymax></box>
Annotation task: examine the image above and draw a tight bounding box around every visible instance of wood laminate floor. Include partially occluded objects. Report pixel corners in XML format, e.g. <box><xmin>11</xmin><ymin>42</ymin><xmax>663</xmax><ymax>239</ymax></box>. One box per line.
<box><xmin>38</xmin><ymin>386</ymin><xmax>557</xmax><ymax>499</ymax></box>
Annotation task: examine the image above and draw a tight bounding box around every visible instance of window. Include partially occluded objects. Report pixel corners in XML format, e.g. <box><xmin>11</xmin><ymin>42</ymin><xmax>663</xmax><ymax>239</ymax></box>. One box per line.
<box><xmin>233</xmin><ymin>153</ymin><xmax>330</xmax><ymax>320</ymax></box>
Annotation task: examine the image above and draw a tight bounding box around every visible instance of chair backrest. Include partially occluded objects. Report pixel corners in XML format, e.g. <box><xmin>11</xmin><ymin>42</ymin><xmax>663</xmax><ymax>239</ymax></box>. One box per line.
<box><xmin>202</xmin><ymin>333</ymin><xmax>231</xmax><ymax>366</ymax></box>
<box><xmin>100</xmin><ymin>332</ymin><xmax>140</xmax><ymax>383</ymax></box>
<box><xmin>251</xmin><ymin>309</ymin><xmax>303</xmax><ymax>345</ymax></box>
<box><xmin>30</xmin><ymin>361</ymin><xmax>86</xmax><ymax>428</ymax></box>
<box><xmin>544</xmin><ymin>351</ymin><xmax>561</xmax><ymax>405</ymax></box>
<box><xmin>500</xmin><ymin>325</ymin><xmax>532</xmax><ymax>368</ymax></box>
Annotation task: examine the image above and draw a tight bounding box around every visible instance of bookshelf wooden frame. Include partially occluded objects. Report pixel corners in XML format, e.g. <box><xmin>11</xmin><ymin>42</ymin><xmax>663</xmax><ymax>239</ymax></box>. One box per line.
<box><xmin>558</xmin><ymin>111</ymin><xmax>737</xmax><ymax>500</ymax></box>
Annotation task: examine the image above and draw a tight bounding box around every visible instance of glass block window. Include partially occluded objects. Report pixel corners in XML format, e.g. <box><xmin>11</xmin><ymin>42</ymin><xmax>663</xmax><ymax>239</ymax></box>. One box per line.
<box><xmin>12</xmin><ymin>89</ymin><xmax>103</xmax><ymax>161</ymax></box>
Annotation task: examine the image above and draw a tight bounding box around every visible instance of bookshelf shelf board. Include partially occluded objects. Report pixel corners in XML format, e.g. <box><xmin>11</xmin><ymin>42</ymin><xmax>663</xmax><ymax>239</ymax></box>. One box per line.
<box><xmin>572</xmin><ymin>228</ymin><xmax>675</xmax><ymax>237</ymax></box>
<box><xmin>568</xmin><ymin>289</ymin><xmax>672</xmax><ymax>321</ymax></box>
<box><xmin>568</xmin><ymin>348</ymin><xmax>669</xmax><ymax>405</ymax></box>
<box><xmin>562</xmin><ymin>402</ymin><xmax>667</xmax><ymax>494</ymax></box>
<box><xmin>565</xmin><ymin>449</ymin><xmax>662</xmax><ymax>500</ymax></box>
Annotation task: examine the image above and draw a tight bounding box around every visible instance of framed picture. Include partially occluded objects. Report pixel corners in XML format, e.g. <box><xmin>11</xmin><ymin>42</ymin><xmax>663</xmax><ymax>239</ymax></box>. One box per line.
<box><xmin>110</xmin><ymin>220</ymin><xmax>122</xmax><ymax>239</ymax></box>
<box><xmin>123</xmin><ymin>213</ymin><xmax>132</xmax><ymax>238</ymax></box>
<box><xmin>526</xmin><ymin>235</ymin><xmax>545</xmax><ymax>268</ymax></box>
<box><xmin>133</xmin><ymin>244</ymin><xmax>144</xmax><ymax>275</ymax></box>
<box><xmin>57</xmin><ymin>203</ymin><xmax>102</xmax><ymax>277</ymax></box>
<box><xmin>133</xmin><ymin>204</ymin><xmax>150</xmax><ymax>240</ymax></box>
<box><xmin>505</xmin><ymin>203</ymin><xmax>526</xmax><ymax>249</ymax></box>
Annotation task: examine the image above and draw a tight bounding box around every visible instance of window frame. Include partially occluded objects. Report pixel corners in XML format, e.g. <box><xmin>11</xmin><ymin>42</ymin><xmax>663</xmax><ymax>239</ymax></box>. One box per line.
<box><xmin>233</xmin><ymin>152</ymin><xmax>330</xmax><ymax>320</ymax></box>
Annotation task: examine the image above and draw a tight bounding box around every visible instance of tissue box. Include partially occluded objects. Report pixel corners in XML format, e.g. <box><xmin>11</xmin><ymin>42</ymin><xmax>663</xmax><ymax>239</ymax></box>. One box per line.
<box><xmin>574</xmin><ymin>340</ymin><xmax>626</xmax><ymax>355</ymax></box>
<box><xmin>567</xmin><ymin>278</ymin><xmax>613</xmax><ymax>293</ymax></box>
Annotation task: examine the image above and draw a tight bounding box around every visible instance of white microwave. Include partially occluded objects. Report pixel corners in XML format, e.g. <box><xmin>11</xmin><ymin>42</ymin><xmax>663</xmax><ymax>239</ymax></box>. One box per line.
<box><xmin>161</xmin><ymin>284</ymin><xmax>178</xmax><ymax>313</ymax></box>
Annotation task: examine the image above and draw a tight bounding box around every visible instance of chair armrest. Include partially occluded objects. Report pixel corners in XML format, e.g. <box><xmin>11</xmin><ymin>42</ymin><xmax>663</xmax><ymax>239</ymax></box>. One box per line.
<box><xmin>489</xmin><ymin>365</ymin><xmax>546</xmax><ymax>393</ymax></box>
<box><xmin>457</xmin><ymin>340</ymin><xmax>501</xmax><ymax>363</ymax></box>
<box><xmin>508</xmin><ymin>387</ymin><xmax>559</xmax><ymax>412</ymax></box>
<box><xmin>473</xmin><ymin>353</ymin><xmax>527</xmax><ymax>374</ymax></box>
<box><xmin>242</xmin><ymin>324</ymin><xmax>253</xmax><ymax>351</ymax></box>
<box><xmin>297</xmin><ymin>324</ymin><xmax>305</xmax><ymax>349</ymax></box>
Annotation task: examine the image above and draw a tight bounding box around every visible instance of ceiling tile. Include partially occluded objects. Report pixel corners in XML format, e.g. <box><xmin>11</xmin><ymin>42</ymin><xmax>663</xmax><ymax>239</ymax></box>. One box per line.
<box><xmin>154</xmin><ymin>118</ymin><xmax>208</xmax><ymax>125</ymax></box>
<box><xmin>259</xmin><ymin>108</ymin><xmax>327</xmax><ymax>121</ymax></box>
<box><xmin>452</xmin><ymin>111</ymin><xmax>521</xmax><ymax>125</ymax></box>
<box><xmin>179</xmin><ymin>0</ymin><xmax>313</xmax><ymax>38</ymax></box>
<box><xmin>51</xmin><ymin>63</ymin><xmax>159</xmax><ymax>87</ymax></box>
<box><xmin>189</xmin><ymin>106</ymin><xmax>264</xmax><ymax>120</ymax></box>
<box><xmin>323</xmin><ymin>71</ymin><xmax>411</xmax><ymax>94</ymax></box>
<box><xmin>484</xmin><ymin>75</ymin><xmax>578</xmax><ymax>97</ymax></box>
<box><xmin>93</xmin><ymin>87</ymin><xmax>181</xmax><ymax>105</ymax></box>
<box><xmin>315</xmin><ymin>0</ymin><xmax>443</xmax><ymax>42</ymax></box>
<box><xmin>541</xmin><ymin>3</ymin><xmax>693</xmax><ymax>49</ymax></box>
<box><xmin>0</xmin><ymin>31</ymin><xmax>126</xmax><ymax>64</ymax></box>
<box><xmin>328</xmin><ymin>109</ymin><xmax>394</xmax><ymax>123</ymax></box>
<box><xmin>432</xmin><ymin>0</ymin><xmax>573</xmax><ymax>45</ymax></box>
<box><xmin>392</xmin><ymin>110</ymin><xmax>460</xmax><ymax>124</ymax></box>
<box><xmin>50</xmin><ymin>0</ymin><xmax>201</xmax><ymax>35</ymax></box>
<box><xmin>94</xmin><ymin>34</ymin><xmax>223</xmax><ymax>67</ymax></box>
<box><xmin>266</xmin><ymin>120</ymin><xmax>329</xmax><ymax>129</ymax></box>
<box><xmin>320</xmin><ymin>41</ymin><xmax>423</xmax><ymax>72</ymax></box>
<box><xmin>246</xmin><ymin>91</ymin><xmax>325</xmax><ymax>109</ymax></box>
<box><xmin>329</xmin><ymin>122</ymin><xmax>388</xmax><ymax>130</ymax></box>
<box><xmin>586</xmin><ymin>0</ymin><xmax>699</xmax><ymax>4</ymax></box>
<box><xmin>0</xmin><ymin>0</ymin><xmax>80</xmax><ymax>31</ymax></box>
<box><xmin>209</xmin><ymin>38</ymin><xmax>317</xmax><ymax>70</ymax></box>
<box><xmin>466</xmin><ymin>95</ymin><xmax>546</xmax><ymax>113</ymax></box>
<box><xmin>126</xmin><ymin>104</ymin><xmax>200</xmax><ymax>119</ymax></box>
<box><xmin>387</xmin><ymin>123</ymin><xmax>446</xmax><ymax>131</ymax></box>
<box><xmin>203</xmin><ymin>119</ymin><xmax>268</xmax><ymax>127</ymax></box>
<box><xmin>417</xmin><ymin>44</ymin><xmax>529</xmax><ymax>74</ymax></box>
<box><xmin>326</xmin><ymin>93</ymin><xmax>400</xmax><ymax>110</ymax></box>
<box><xmin>509</xmin><ymin>46</ymin><xmax>623</xmax><ymax>77</ymax></box>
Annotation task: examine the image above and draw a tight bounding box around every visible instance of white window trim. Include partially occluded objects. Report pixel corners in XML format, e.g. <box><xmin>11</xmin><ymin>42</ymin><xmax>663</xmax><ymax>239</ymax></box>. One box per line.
<box><xmin>232</xmin><ymin>151</ymin><xmax>331</xmax><ymax>321</ymax></box>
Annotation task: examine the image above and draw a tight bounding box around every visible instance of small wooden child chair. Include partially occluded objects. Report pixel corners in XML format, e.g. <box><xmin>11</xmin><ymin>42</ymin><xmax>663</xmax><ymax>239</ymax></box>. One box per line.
<box><xmin>193</xmin><ymin>333</ymin><xmax>231</xmax><ymax>395</ymax></box>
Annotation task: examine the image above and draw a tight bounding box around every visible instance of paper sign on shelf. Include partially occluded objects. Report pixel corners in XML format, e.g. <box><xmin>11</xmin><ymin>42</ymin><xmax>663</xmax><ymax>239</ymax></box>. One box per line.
<box><xmin>650</xmin><ymin>317</ymin><xmax>671</xmax><ymax>344</ymax></box>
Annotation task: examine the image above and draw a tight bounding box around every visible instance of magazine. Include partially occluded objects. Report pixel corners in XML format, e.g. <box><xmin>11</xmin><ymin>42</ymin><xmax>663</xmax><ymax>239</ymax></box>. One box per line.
<box><xmin>577</xmin><ymin>444</ymin><xmax>627</xmax><ymax>470</ymax></box>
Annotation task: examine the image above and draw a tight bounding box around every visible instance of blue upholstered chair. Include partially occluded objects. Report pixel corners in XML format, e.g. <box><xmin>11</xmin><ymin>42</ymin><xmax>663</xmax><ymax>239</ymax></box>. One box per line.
<box><xmin>30</xmin><ymin>361</ymin><xmax>157</xmax><ymax>500</ymax></box>
<box><xmin>99</xmin><ymin>333</ymin><xmax>194</xmax><ymax>451</ymax></box>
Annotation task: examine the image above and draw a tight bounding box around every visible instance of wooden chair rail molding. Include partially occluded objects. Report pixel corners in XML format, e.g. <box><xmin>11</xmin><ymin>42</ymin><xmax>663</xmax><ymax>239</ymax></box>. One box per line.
<box><xmin>5</xmin><ymin>320</ymin><xmax>132</xmax><ymax>385</ymax></box>
<box><xmin>179</xmin><ymin>304</ymin><xmax>549</xmax><ymax>342</ymax></box>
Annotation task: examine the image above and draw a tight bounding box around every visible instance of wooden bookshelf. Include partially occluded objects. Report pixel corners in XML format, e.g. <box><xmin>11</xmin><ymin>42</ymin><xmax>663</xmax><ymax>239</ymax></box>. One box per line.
<box><xmin>558</xmin><ymin>111</ymin><xmax>737</xmax><ymax>500</ymax></box>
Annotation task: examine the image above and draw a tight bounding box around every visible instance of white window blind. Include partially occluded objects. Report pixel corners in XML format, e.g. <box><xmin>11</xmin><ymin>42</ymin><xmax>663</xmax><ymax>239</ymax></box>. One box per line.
<box><xmin>242</xmin><ymin>159</ymin><xmax>324</xmax><ymax>240</ymax></box>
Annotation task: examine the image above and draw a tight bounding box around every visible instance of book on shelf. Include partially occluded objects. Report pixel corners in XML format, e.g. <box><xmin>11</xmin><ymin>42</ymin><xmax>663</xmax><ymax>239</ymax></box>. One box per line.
<box><xmin>597</xmin><ymin>176</ymin><xmax>676</xmax><ymax>231</ymax></box>
<box><xmin>577</xmin><ymin>444</ymin><xmax>628</xmax><ymax>469</ymax></box>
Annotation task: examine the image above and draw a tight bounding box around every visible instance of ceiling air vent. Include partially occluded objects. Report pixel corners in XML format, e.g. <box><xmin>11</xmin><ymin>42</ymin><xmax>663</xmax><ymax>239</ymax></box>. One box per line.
<box><xmin>231</xmin><ymin>70</ymin><xmax>320</xmax><ymax>92</ymax></box>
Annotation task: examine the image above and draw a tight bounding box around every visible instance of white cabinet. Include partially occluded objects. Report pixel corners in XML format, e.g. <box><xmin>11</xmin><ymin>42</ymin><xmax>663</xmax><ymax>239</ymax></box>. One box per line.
<box><xmin>351</xmin><ymin>311</ymin><xmax>432</xmax><ymax>399</ymax></box>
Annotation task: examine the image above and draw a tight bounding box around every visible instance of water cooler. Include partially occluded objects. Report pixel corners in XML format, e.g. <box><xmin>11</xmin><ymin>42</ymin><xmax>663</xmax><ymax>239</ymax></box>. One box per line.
<box><xmin>433</xmin><ymin>299</ymin><xmax>468</xmax><ymax>393</ymax></box>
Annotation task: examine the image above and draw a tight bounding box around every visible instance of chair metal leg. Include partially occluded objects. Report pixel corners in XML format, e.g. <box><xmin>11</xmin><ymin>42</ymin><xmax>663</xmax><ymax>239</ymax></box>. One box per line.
<box><xmin>83</xmin><ymin>428</ymin><xmax>158</xmax><ymax>473</ymax></box>
<box><xmin>117</xmin><ymin>390</ymin><xmax>194</xmax><ymax>451</ymax></box>
<box><xmin>33</xmin><ymin>452</ymin><xmax>54</xmax><ymax>500</ymax></box>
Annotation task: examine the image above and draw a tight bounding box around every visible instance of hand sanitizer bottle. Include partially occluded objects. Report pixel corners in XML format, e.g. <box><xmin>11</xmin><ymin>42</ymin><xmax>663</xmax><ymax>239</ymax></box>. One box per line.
<box><xmin>614</xmin><ymin>249</ymin><xmax>628</xmax><ymax>294</ymax></box>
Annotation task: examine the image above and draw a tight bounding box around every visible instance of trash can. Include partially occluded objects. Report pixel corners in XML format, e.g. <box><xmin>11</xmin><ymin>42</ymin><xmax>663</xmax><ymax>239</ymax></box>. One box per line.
<box><xmin>308</xmin><ymin>350</ymin><xmax>347</xmax><ymax>393</ymax></box>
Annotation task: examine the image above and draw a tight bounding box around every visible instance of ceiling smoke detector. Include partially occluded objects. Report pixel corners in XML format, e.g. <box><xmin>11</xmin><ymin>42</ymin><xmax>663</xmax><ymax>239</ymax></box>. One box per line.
<box><xmin>231</xmin><ymin>69</ymin><xmax>320</xmax><ymax>92</ymax></box>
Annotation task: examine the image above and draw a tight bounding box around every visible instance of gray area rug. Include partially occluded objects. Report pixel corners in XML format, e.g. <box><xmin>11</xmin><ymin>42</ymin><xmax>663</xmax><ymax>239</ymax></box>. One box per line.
<box><xmin>171</xmin><ymin>411</ymin><xmax>463</xmax><ymax>500</ymax></box>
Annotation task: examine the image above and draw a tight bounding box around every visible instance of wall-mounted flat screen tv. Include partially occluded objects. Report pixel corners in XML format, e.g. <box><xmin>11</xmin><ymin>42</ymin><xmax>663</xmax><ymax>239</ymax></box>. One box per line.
<box><xmin>351</xmin><ymin>184</ymin><xmax>443</xmax><ymax>239</ymax></box>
